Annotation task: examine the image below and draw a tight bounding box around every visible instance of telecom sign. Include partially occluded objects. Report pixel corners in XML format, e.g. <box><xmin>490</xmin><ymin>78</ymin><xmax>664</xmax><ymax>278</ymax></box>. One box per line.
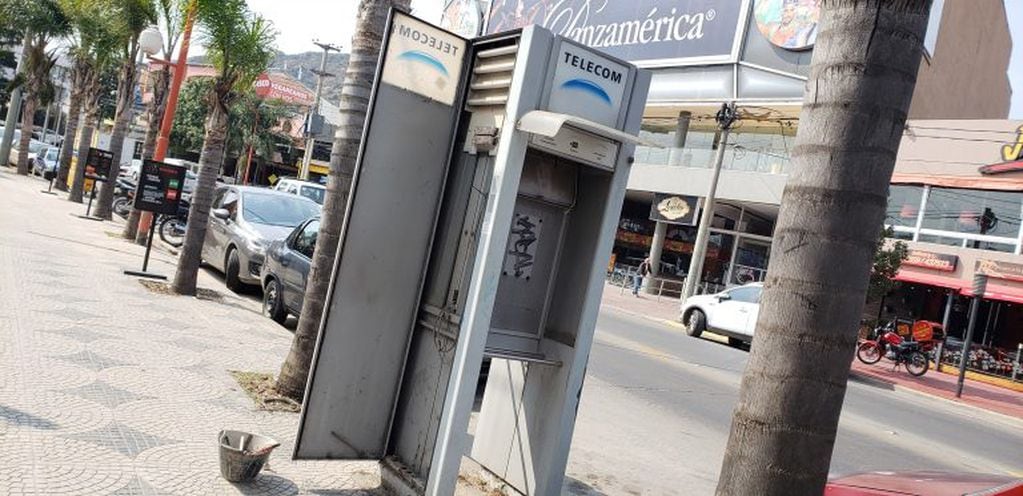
<box><xmin>547</xmin><ymin>40</ymin><xmax>629</xmax><ymax>128</ymax></box>
<box><xmin>133</xmin><ymin>160</ymin><xmax>186</xmax><ymax>215</ymax></box>
<box><xmin>382</xmin><ymin>11</ymin><xmax>466</xmax><ymax>105</ymax></box>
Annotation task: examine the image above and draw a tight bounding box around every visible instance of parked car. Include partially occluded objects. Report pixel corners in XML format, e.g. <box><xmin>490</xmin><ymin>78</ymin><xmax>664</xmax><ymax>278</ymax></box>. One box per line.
<box><xmin>202</xmin><ymin>186</ymin><xmax>321</xmax><ymax>292</ymax></box>
<box><xmin>679</xmin><ymin>282</ymin><xmax>762</xmax><ymax>346</ymax></box>
<box><xmin>32</xmin><ymin>145</ymin><xmax>59</xmax><ymax>176</ymax></box>
<box><xmin>273</xmin><ymin>177</ymin><xmax>326</xmax><ymax>205</ymax></box>
<box><xmin>260</xmin><ymin>217</ymin><xmax>319</xmax><ymax>323</ymax></box>
<box><xmin>8</xmin><ymin>135</ymin><xmax>47</xmax><ymax>167</ymax></box>
<box><xmin>825</xmin><ymin>471</ymin><xmax>1023</xmax><ymax>495</ymax></box>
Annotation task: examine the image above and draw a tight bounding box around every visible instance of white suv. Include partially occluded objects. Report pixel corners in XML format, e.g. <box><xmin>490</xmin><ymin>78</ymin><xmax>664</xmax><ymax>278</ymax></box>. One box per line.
<box><xmin>679</xmin><ymin>282</ymin><xmax>763</xmax><ymax>346</ymax></box>
<box><xmin>273</xmin><ymin>178</ymin><xmax>326</xmax><ymax>205</ymax></box>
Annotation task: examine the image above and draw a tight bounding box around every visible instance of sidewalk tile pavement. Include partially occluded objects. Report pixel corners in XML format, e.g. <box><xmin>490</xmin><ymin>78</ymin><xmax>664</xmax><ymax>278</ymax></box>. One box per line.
<box><xmin>0</xmin><ymin>169</ymin><xmax>381</xmax><ymax>494</ymax></box>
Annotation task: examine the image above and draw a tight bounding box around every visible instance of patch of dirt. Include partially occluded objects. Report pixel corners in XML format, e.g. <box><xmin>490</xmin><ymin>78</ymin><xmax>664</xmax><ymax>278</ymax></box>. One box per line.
<box><xmin>230</xmin><ymin>370</ymin><xmax>301</xmax><ymax>413</ymax></box>
<box><xmin>104</xmin><ymin>231</ymin><xmax>125</xmax><ymax>239</ymax></box>
<box><xmin>137</xmin><ymin>280</ymin><xmax>223</xmax><ymax>302</ymax></box>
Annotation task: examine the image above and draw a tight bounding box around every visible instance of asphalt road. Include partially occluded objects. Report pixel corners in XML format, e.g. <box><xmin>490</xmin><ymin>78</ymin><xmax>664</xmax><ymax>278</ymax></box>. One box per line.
<box><xmin>563</xmin><ymin>308</ymin><xmax>1023</xmax><ymax>495</ymax></box>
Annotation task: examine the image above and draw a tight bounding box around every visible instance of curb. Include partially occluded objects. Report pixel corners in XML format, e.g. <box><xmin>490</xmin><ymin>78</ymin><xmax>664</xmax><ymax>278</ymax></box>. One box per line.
<box><xmin>848</xmin><ymin>369</ymin><xmax>1023</xmax><ymax>427</ymax></box>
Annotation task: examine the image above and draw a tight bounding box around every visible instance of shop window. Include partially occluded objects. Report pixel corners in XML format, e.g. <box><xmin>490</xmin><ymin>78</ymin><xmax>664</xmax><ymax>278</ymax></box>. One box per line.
<box><xmin>885</xmin><ymin>185</ymin><xmax>923</xmax><ymax>228</ymax></box>
<box><xmin>887</xmin><ymin>229</ymin><xmax>914</xmax><ymax>241</ymax></box>
<box><xmin>917</xmin><ymin>233</ymin><xmax>962</xmax><ymax>249</ymax></box>
<box><xmin>922</xmin><ymin>187</ymin><xmax>1022</xmax><ymax>238</ymax></box>
<box><xmin>964</xmin><ymin>240</ymin><xmax>1016</xmax><ymax>253</ymax></box>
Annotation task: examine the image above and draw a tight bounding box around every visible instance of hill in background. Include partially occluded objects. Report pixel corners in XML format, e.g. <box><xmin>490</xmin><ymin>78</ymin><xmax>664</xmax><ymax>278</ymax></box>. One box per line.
<box><xmin>191</xmin><ymin>50</ymin><xmax>350</xmax><ymax>105</ymax></box>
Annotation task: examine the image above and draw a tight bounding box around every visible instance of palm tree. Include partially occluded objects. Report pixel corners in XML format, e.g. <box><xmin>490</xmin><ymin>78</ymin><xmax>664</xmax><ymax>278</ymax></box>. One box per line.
<box><xmin>276</xmin><ymin>0</ymin><xmax>410</xmax><ymax>400</ymax></box>
<box><xmin>123</xmin><ymin>0</ymin><xmax>184</xmax><ymax>241</ymax></box>
<box><xmin>170</xmin><ymin>0</ymin><xmax>275</xmax><ymax>295</ymax></box>
<box><xmin>59</xmin><ymin>0</ymin><xmax>119</xmax><ymax>201</ymax></box>
<box><xmin>715</xmin><ymin>2</ymin><xmax>932</xmax><ymax>495</ymax></box>
<box><xmin>68</xmin><ymin>41</ymin><xmax>118</xmax><ymax>203</ymax></box>
<box><xmin>4</xmin><ymin>0</ymin><xmax>69</xmax><ymax>175</ymax></box>
<box><xmin>93</xmin><ymin>0</ymin><xmax>156</xmax><ymax>220</ymax></box>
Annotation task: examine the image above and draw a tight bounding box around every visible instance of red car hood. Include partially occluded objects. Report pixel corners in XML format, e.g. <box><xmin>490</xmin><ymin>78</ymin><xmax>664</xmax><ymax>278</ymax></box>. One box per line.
<box><xmin>826</xmin><ymin>471</ymin><xmax>1023</xmax><ymax>496</ymax></box>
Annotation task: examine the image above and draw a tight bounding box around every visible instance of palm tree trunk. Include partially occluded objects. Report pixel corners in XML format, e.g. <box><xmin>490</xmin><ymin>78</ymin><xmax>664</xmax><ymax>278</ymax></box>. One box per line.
<box><xmin>276</xmin><ymin>0</ymin><xmax>410</xmax><ymax>400</ymax></box>
<box><xmin>715</xmin><ymin>2</ymin><xmax>931</xmax><ymax>495</ymax></box>
<box><xmin>15</xmin><ymin>96</ymin><xmax>36</xmax><ymax>175</ymax></box>
<box><xmin>124</xmin><ymin>67</ymin><xmax>170</xmax><ymax>242</ymax></box>
<box><xmin>56</xmin><ymin>90</ymin><xmax>83</xmax><ymax>191</ymax></box>
<box><xmin>171</xmin><ymin>102</ymin><xmax>228</xmax><ymax>296</ymax></box>
<box><xmin>68</xmin><ymin>102</ymin><xmax>97</xmax><ymax>203</ymax></box>
<box><xmin>95</xmin><ymin>59</ymin><xmax>137</xmax><ymax>220</ymax></box>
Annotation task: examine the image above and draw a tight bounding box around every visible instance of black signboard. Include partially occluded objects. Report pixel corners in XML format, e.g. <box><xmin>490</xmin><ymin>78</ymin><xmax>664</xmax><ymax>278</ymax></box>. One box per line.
<box><xmin>85</xmin><ymin>147</ymin><xmax>113</xmax><ymax>180</ymax></box>
<box><xmin>133</xmin><ymin>160</ymin><xmax>186</xmax><ymax>215</ymax></box>
<box><xmin>649</xmin><ymin>193</ymin><xmax>699</xmax><ymax>226</ymax></box>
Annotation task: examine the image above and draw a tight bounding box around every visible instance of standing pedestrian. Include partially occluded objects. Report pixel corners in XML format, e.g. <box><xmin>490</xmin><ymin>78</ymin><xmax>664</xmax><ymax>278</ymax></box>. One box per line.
<box><xmin>634</xmin><ymin>256</ymin><xmax>651</xmax><ymax>296</ymax></box>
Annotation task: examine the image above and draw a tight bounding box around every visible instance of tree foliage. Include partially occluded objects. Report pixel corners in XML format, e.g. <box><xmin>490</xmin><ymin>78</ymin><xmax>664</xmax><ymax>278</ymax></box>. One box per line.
<box><xmin>867</xmin><ymin>227</ymin><xmax>909</xmax><ymax>303</ymax></box>
<box><xmin>169</xmin><ymin>77</ymin><xmax>294</xmax><ymax>161</ymax></box>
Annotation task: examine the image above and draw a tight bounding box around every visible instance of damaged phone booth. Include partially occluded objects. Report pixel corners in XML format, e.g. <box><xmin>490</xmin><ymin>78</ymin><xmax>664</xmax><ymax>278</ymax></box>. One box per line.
<box><xmin>294</xmin><ymin>10</ymin><xmax>651</xmax><ymax>496</ymax></box>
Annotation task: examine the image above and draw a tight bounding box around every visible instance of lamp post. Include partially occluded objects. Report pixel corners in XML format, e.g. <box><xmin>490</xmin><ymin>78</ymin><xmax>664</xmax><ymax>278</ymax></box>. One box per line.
<box><xmin>137</xmin><ymin>5</ymin><xmax>196</xmax><ymax>241</ymax></box>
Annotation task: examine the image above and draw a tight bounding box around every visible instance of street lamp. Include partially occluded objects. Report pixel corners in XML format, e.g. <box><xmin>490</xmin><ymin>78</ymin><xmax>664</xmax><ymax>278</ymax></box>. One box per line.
<box><xmin>139</xmin><ymin>26</ymin><xmax>164</xmax><ymax>57</ymax></box>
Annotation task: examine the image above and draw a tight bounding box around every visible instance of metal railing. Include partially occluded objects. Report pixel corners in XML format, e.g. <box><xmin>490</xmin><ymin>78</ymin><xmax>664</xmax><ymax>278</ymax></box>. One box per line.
<box><xmin>606</xmin><ymin>266</ymin><xmax>725</xmax><ymax>301</ymax></box>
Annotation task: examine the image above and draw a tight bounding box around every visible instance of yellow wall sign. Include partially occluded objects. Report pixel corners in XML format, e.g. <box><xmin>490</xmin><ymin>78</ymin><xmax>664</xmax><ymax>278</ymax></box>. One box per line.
<box><xmin>1000</xmin><ymin>125</ymin><xmax>1023</xmax><ymax>162</ymax></box>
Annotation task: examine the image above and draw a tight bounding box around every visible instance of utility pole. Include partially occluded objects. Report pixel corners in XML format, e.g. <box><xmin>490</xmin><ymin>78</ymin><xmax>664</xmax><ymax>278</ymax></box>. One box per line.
<box><xmin>298</xmin><ymin>40</ymin><xmax>340</xmax><ymax>180</ymax></box>
<box><xmin>681</xmin><ymin>103</ymin><xmax>738</xmax><ymax>300</ymax></box>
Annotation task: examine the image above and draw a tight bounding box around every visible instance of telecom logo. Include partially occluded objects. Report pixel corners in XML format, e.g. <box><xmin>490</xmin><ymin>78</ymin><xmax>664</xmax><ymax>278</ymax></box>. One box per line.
<box><xmin>559</xmin><ymin>78</ymin><xmax>612</xmax><ymax>105</ymax></box>
<box><xmin>397</xmin><ymin>50</ymin><xmax>449</xmax><ymax>77</ymax></box>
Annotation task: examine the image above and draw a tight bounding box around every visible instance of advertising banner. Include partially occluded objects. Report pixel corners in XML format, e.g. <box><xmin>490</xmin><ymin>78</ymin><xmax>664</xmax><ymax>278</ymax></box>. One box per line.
<box><xmin>133</xmin><ymin>160</ymin><xmax>186</xmax><ymax>215</ymax></box>
<box><xmin>486</xmin><ymin>0</ymin><xmax>746</xmax><ymax>65</ymax></box>
<box><xmin>85</xmin><ymin>147</ymin><xmax>113</xmax><ymax>180</ymax></box>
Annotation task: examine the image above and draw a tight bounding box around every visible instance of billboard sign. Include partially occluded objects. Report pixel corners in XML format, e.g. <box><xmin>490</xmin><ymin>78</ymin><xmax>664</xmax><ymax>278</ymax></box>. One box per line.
<box><xmin>486</xmin><ymin>0</ymin><xmax>747</xmax><ymax>66</ymax></box>
<box><xmin>253</xmin><ymin>73</ymin><xmax>315</xmax><ymax>107</ymax></box>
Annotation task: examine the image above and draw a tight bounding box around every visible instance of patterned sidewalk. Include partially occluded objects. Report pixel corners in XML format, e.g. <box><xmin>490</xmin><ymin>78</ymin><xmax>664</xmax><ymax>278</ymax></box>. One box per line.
<box><xmin>0</xmin><ymin>169</ymin><xmax>380</xmax><ymax>494</ymax></box>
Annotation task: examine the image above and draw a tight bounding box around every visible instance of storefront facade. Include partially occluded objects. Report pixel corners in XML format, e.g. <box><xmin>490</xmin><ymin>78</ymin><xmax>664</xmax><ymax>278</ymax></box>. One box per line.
<box><xmin>879</xmin><ymin>119</ymin><xmax>1023</xmax><ymax>379</ymax></box>
<box><xmin>474</xmin><ymin>0</ymin><xmax>1012</xmax><ymax>292</ymax></box>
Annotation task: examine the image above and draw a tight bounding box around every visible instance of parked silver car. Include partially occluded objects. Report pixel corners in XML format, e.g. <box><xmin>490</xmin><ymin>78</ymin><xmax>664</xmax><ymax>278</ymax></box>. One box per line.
<box><xmin>203</xmin><ymin>186</ymin><xmax>321</xmax><ymax>292</ymax></box>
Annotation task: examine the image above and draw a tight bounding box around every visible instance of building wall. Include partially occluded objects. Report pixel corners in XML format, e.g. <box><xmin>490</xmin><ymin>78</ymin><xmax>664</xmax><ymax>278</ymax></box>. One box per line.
<box><xmin>895</xmin><ymin>119</ymin><xmax>1023</xmax><ymax>178</ymax></box>
<box><xmin>908</xmin><ymin>0</ymin><xmax>1012</xmax><ymax>120</ymax></box>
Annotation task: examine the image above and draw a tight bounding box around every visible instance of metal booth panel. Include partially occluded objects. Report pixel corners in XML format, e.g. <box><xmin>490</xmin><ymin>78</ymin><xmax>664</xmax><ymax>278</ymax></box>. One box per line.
<box><xmin>294</xmin><ymin>11</ymin><xmax>468</xmax><ymax>460</ymax></box>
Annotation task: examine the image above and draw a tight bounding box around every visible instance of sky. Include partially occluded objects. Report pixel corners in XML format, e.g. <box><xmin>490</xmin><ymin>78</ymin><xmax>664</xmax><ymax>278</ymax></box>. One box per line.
<box><xmin>248</xmin><ymin>0</ymin><xmax>1023</xmax><ymax>119</ymax></box>
<box><xmin>246</xmin><ymin>0</ymin><xmax>444</xmax><ymax>54</ymax></box>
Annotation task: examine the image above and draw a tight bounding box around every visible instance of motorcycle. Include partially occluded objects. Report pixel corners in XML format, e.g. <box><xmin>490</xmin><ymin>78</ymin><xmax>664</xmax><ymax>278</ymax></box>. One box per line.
<box><xmin>856</xmin><ymin>321</ymin><xmax>930</xmax><ymax>376</ymax></box>
<box><xmin>112</xmin><ymin>177</ymin><xmax>137</xmax><ymax>218</ymax></box>
<box><xmin>158</xmin><ymin>199</ymin><xmax>190</xmax><ymax>248</ymax></box>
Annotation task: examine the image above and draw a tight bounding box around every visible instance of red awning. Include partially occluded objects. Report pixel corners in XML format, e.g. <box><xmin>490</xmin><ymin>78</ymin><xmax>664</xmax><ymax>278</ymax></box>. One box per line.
<box><xmin>894</xmin><ymin>270</ymin><xmax>964</xmax><ymax>292</ymax></box>
<box><xmin>961</xmin><ymin>281</ymin><xmax>1023</xmax><ymax>305</ymax></box>
<box><xmin>890</xmin><ymin>172</ymin><xmax>1023</xmax><ymax>191</ymax></box>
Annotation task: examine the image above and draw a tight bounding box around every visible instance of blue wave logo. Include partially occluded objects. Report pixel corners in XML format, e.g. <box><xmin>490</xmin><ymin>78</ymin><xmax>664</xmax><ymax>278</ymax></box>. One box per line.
<box><xmin>397</xmin><ymin>50</ymin><xmax>449</xmax><ymax>77</ymax></box>
<box><xmin>560</xmin><ymin>78</ymin><xmax>612</xmax><ymax>105</ymax></box>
